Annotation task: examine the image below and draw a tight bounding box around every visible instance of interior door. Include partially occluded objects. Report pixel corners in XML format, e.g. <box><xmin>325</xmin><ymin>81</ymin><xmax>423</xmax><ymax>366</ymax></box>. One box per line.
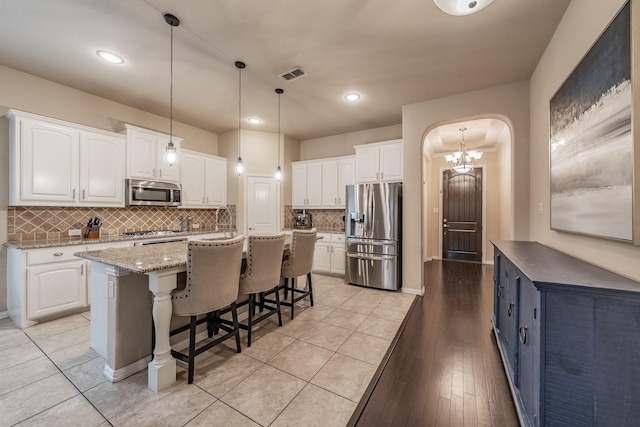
<box><xmin>442</xmin><ymin>168</ymin><xmax>483</xmax><ymax>262</ymax></box>
<box><xmin>246</xmin><ymin>175</ymin><xmax>279</xmax><ymax>235</ymax></box>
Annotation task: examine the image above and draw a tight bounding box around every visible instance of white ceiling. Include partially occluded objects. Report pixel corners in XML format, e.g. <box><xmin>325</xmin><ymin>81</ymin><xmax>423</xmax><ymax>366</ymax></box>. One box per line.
<box><xmin>0</xmin><ymin>0</ymin><xmax>570</xmax><ymax>141</ymax></box>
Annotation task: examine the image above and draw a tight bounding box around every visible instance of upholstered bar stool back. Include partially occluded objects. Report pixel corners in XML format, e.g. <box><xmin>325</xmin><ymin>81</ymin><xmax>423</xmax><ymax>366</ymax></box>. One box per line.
<box><xmin>237</xmin><ymin>233</ymin><xmax>286</xmax><ymax>346</ymax></box>
<box><xmin>280</xmin><ymin>229</ymin><xmax>317</xmax><ymax>319</ymax></box>
<box><xmin>170</xmin><ymin>235</ymin><xmax>245</xmax><ymax>383</ymax></box>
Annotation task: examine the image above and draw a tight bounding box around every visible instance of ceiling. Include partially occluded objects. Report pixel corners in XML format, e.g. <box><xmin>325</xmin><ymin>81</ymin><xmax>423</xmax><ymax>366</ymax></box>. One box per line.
<box><xmin>1</xmin><ymin>0</ymin><xmax>571</xmax><ymax>141</ymax></box>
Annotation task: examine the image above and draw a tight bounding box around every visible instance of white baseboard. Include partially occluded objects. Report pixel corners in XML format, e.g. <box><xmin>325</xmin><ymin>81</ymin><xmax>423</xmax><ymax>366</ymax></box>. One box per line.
<box><xmin>402</xmin><ymin>286</ymin><xmax>424</xmax><ymax>296</ymax></box>
<box><xmin>0</xmin><ymin>311</ymin><xmax>8</xmax><ymax>320</ymax></box>
<box><xmin>104</xmin><ymin>356</ymin><xmax>152</xmax><ymax>383</ymax></box>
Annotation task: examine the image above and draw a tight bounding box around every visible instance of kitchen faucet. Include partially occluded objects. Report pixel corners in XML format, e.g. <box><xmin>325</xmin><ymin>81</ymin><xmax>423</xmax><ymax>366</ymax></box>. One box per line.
<box><xmin>215</xmin><ymin>206</ymin><xmax>234</xmax><ymax>238</ymax></box>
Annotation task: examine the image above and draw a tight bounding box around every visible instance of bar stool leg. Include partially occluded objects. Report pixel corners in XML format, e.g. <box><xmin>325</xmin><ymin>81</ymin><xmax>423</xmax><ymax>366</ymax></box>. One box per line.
<box><xmin>247</xmin><ymin>295</ymin><xmax>254</xmax><ymax>347</ymax></box>
<box><xmin>307</xmin><ymin>272</ymin><xmax>314</xmax><ymax>306</ymax></box>
<box><xmin>188</xmin><ymin>316</ymin><xmax>197</xmax><ymax>384</ymax></box>
<box><xmin>231</xmin><ymin>302</ymin><xmax>241</xmax><ymax>353</ymax></box>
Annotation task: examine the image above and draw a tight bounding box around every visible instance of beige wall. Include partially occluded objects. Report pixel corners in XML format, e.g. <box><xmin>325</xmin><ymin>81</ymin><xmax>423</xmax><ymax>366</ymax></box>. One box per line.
<box><xmin>300</xmin><ymin>124</ymin><xmax>402</xmax><ymax>160</ymax></box>
<box><xmin>530</xmin><ymin>0</ymin><xmax>640</xmax><ymax>281</ymax></box>
<box><xmin>498</xmin><ymin>128</ymin><xmax>514</xmax><ymax>240</ymax></box>
<box><xmin>403</xmin><ymin>81</ymin><xmax>531</xmax><ymax>294</ymax></box>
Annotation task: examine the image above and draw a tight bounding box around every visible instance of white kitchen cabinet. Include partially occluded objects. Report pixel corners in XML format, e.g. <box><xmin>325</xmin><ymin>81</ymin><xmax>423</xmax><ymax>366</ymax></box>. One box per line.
<box><xmin>27</xmin><ymin>260</ymin><xmax>87</xmax><ymax>321</ymax></box>
<box><xmin>292</xmin><ymin>162</ymin><xmax>322</xmax><ymax>208</ymax></box>
<box><xmin>180</xmin><ymin>149</ymin><xmax>227</xmax><ymax>208</ymax></box>
<box><xmin>7</xmin><ymin>110</ymin><xmax>126</xmax><ymax>207</ymax></box>
<box><xmin>355</xmin><ymin>139</ymin><xmax>403</xmax><ymax>183</ymax></box>
<box><xmin>118</xmin><ymin>124</ymin><xmax>182</xmax><ymax>183</ymax></box>
<box><xmin>321</xmin><ymin>156</ymin><xmax>355</xmax><ymax>208</ymax></box>
<box><xmin>313</xmin><ymin>233</ymin><xmax>346</xmax><ymax>276</ymax></box>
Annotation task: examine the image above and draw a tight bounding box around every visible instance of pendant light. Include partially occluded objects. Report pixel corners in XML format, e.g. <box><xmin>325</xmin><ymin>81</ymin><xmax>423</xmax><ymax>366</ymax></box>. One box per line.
<box><xmin>164</xmin><ymin>13</ymin><xmax>179</xmax><ymax>167</ymax></box>
<box><xmin>235</xmin><ymin>61</ymin><xmax>246</xmax><ymax>175</ymax></box>
<box><xmin>444</xmin><ymin>127</ymin><xmax>483</xmax><ymax>173</ymax></box>
<box><xmin>275</xmin><ymin>88</ymin><xmax>284</xmax><ymax>181</ymax></box>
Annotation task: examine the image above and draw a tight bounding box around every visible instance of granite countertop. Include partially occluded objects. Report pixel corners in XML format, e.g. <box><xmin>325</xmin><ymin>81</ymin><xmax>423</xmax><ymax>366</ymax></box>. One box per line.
<box><xmin>4</xmin><ymin>230</ymin><xmax>227</xmax><ymax>250</ymax></box>
<box><xmin>74</xmin><ymin>241</ymin><xmax>190</xmax><ymax>274</ymax></box>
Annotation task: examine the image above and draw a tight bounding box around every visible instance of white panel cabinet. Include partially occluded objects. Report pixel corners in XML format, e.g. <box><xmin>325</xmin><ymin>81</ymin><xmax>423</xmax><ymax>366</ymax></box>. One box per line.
<box><xmin>118</xmin><ymin>124</ymin><xmax>182</xmax><ymax>183</ymax></box>
<box><xmin>321</xmin><ymin>156</ymin><xmax>355</xmax><ymax>208</ymax></box>
<box><xmin>7</xmin><ymin>110</ymin><xmax>126</xmax><ymax>207</ymax></box>
<box><xmin>292</xmin><ymin>162</ymin><xmax>322</xmax><ymax>208</ymax></box>
<box><xmin>27</xmin><ymin>260</ymin><xmax>87</xmax><ymax>320</ymax></box>
<box><xmin>313</xmin><ymin>233</ymin><xmax>346</xmax><ymax>276</ymax></box>
<box><xmin>180</xmin><ymin>149</ymin><xmax>227</xmax><ymax>208</ymax></box>
<box><xmin>355</xmin><ymin>140</ymin><xmax>403</xmax><ymax>183</ymax></box>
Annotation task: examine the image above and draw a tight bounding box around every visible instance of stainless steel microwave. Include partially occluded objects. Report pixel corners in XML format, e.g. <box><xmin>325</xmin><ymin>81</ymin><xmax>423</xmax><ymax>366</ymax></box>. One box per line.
<box><xmin>125</xmin><ymin>179</ymin><xmax>181</xmax><ymax>207</ymax></box>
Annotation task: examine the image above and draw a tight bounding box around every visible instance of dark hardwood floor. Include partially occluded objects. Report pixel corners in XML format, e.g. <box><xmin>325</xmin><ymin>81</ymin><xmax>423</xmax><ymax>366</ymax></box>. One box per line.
<box><xmin>350</xmin><ymin>260</ymin><xmax>520</xmax><ymax>427</ymax></box>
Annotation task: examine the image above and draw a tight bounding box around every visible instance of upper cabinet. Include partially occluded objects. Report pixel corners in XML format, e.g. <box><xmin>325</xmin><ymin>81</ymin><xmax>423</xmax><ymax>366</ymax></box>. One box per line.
<box><xmin>7</xmin><ymin>110</ymin><xmax>126</xmax><ymax>207</ymax></box>
<box><xmin>293</xmin><ymin>155</ymin><xmax>355</xmax><ymax>209</ymax></box>
<box><xmin>180</xmin><ymin>149</ymin><xmax>227</xmax><ymax>208</ymax></box>
<box><xmin>117</xmin><ymin>124</ymin><xmax>182</xmax><ymax>183</ymax></box>
<box><xmin>322</xmin><ymin>157</ymin><xmax>355</xmax><ymax>208</ymax></box>
<box><xmin>355</xmin><ymin>139</ymin><xmax>403</xmax><ymax>183</ymax></box>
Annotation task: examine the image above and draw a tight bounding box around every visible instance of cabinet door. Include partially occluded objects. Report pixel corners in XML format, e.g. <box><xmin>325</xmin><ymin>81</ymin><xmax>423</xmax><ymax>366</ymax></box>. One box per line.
<box><xmin>127</xmin><ymin>130</ymin><xmax>158</xmax><ymax>180</ymax></box>
<box><xmin>321</xmin><ymin>161</ymin><xmax>339</xmax><ymax>208</ymax></box>
<box><xmin>337</xmin><ymin>158</ymin><xmax>356</xmax><ymax>206</ymax></box>
<box><xmin>517</xmin><ymin>277</ymin><xmax>540</xmax><ymax>427</ymax></box>
<box><xmin>380</xmin><ymin>143</ymin><xmax>403</xmax><ymax>182</ymax></box>
<box><xmin>356</xmin><ymin>146</ymin><xmax>380</xmax><ymax>183</ymax></box>
<box><xmin>292</xmin><ymin>164</ymin><xmax>308</xmax><ymax>207</ymax></box>
<box><xmin>497</xmin><ymin>262</ymin><xmax>518</xmax><ymax>380</ymax></box>
<box><xmin>156</xmin><ymin>137</ymin><xmax>181</xmax><ymax>182</ymax></box>
<box><xmin>180</xmin><ymin>153</ymin><xmax>206</xmax><ymax>207</ymax></box>
<box><xmin>205</xmin><ymin>157</ymin><xmax>227</xmax><ymax>207</ymax></box>
<box><xmin>27</xmin><ymin>261</ymin><xmax>87</xmax><ymax>320</ymax></box>
<box><xmin>20</xmin><ymin>118</ymin><xmax>79</xmax><ymax>204</ymax></box>
<box><xmin>313</xmin><ymin>242</ymin><xmax>332</xmax><ymax>273</ymax></box>
<box><xmin>79</xmin><ymin>132</ymin><xmax>125</xmax><ymax>206</ymax></box>
<box><xmin>306</xmin><ymin>163</ymin><xmax>323</xmax><ymax>207</ymax></box>
<box><xmin>331</xmin><ymin>243</ymin><xmax>346</xmax><ymax>274</ymax></box>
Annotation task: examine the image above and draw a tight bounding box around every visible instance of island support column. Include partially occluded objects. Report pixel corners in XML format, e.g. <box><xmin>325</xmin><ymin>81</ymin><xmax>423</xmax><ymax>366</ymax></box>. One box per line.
<box><xmin>147</xmin><ymin>267</ymin><xmax>181</xmax><ymax>392</ymax></box>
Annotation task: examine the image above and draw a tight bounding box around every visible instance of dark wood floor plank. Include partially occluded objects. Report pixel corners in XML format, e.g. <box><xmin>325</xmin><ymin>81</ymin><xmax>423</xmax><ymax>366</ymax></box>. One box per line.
<box><xmin>352</xmin><ymin>260</ymin><xmax>519</xmax><ymax>427</ymax></box>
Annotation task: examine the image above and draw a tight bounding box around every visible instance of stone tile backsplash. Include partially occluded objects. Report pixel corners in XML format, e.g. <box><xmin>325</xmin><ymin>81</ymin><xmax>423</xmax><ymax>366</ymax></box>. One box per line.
<box><xmin>284</xmin><ymin>205</ymin><xmax>345</xmax><ymax>232</ymax></box>
<box><xmin>7</xmin><ymin>205</ymin><xmax>236</xmax><ymax>242</ymax></box>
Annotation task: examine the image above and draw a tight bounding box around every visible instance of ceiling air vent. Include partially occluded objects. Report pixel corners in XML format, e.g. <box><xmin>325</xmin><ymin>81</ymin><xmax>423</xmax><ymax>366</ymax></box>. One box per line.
<box><xmin>279</xmin><ymin>67</ymin><xmax>308</xmax><ymax>82</ymax></box>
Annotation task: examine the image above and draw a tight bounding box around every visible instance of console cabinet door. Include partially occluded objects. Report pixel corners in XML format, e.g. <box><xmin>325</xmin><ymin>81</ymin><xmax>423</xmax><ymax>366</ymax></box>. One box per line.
<box><xmin>496</xmin><ymin>258</ymin><xmax>518</xmax><ymax>379</ymax></box>
<box><xmin>517</xmin><ymin>277</ymin><xmax>540</xmax><ymax>427</ymax></box>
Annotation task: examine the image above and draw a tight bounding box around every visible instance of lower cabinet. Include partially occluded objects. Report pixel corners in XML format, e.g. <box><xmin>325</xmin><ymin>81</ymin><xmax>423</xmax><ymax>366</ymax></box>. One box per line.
<box><xmin>492</xmin><ymin>241</ymin><xmax>640</xmax><ymax>427</ymax></box>
<box><xmin>26</xmin><ymin>260</ymin><xmax>87</xmax><ymax>320</ymax></box>
<box><xmin>313</xmin><ymin>233</ymin><xmax>346</xmax><ymax>275</ymax></box>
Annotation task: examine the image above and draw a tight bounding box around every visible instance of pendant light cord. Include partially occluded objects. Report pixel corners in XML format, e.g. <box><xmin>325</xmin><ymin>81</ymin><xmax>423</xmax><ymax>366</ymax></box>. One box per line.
<box><xmin>170</xmin><ymin>23</ymin><xmax>174</xmax><ymax>142</ymax></box>
<box><xmin>277</xmin><ymin>90</ymin><xmax>281</xmax><ymax>166</ymax></box>
<box><xmin>237</xmin><ymin>64</ymin><xmax>242</xmax><ymax>159</ymax></box>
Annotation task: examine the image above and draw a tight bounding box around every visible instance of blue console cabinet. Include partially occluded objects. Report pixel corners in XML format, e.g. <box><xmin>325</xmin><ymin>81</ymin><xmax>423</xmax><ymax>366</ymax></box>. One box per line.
<box><xmin>492</xmin><ymin>241</ymin><xmax>640</xmax><ymax>427</ymax></box>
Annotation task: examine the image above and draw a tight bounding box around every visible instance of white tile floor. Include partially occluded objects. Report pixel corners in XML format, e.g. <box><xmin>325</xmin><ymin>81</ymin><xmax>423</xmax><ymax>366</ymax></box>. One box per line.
<box><xmin>0</xmin><ymin>275</ymin><xmax>415</xmax><ymax>426</ymax></box>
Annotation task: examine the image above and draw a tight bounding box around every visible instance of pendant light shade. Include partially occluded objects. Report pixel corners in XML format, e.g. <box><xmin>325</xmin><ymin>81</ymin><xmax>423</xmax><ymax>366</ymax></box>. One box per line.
<box><xmin>235</xmin><ymin>61</ymin><xmax>246</xmax><ymax>175</ymax></box>
<box><xmin>164</xmin><ymin>13</ymin><xmax>179</xmax><ymax>167</ymax></box>
<box><xmin>275</xmin><ymin>88</ymin><xmax>284</xmax><ymax>181</ymax></box>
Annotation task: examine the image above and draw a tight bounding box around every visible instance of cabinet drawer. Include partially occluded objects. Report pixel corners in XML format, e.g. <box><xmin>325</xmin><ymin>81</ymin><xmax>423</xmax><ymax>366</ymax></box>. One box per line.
<box><xmin>331</xmin><ymin>234</ymin><xmax>346</xmax><ymax>243</ymax></box>
<box><xmin>27</xmin><ymin>246</ymin><xmax>87</xmax><ymax>265</ymax></box>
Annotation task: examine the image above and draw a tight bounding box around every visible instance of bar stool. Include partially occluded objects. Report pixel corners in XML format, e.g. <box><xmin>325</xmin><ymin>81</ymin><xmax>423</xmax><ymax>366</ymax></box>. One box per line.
<box><xmin>233</xmin><ymin>233</ymin><xmax>286</xmax><ymax>347</ymax></box>
<box><xmin>170</xmin><ymin>236</ymin><xmax>244</xmax><ymax>384</ymax></box>
<box><xmin>280</xmin><ymin>229</ymin><xmax>317</xmax><ymax>319</ymax></box>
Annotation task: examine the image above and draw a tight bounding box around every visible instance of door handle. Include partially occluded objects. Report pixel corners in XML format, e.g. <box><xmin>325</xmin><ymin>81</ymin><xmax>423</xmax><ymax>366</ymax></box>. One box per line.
<box><xmin>519</xmin><ymin>326</ymin><xmax>528</xmax><ymax>344</ymax></box>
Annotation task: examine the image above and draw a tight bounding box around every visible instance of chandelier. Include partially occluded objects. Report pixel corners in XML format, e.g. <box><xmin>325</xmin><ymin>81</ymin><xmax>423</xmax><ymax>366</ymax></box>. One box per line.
<box><xmin>444</xmin><ymin>127</ymin><xmax>482</xmax><ymax>173</ymax></box>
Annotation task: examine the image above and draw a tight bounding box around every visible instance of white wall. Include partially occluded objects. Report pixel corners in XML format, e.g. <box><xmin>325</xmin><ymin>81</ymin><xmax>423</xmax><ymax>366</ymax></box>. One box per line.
<box><xmin>403</xmin><ymin>81</ymin><xmax>531</xmax><ymax>294</ymax></box>
<box><xmin>530</xmin><ymin>0</ymin><xmax>640</xmax><ymax>280</ymax></box>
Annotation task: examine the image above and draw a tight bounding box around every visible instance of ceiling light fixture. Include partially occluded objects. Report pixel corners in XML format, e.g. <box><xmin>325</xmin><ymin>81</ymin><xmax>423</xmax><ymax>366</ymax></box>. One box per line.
<box><xmin>433</xmin><ymin>0</ymin><xmax>494</xmax><ymax>16</ymax></box>
<box><xmin>345</xmin><ymin>93</ymin><xmax>361</xmax><ymax>102</ymax></box>
<box><xmin>247</xmin><ymin>117</ymin><xmax>262</xmax><ymax>124</ymax></box>
<box><xmin>275</xmin><ymin>88</ymin><xmax>284</xmax><ymax>181</ymax></box>
<box><xmin>96</xmin><ymin>50</ymin><xmax>124</xmax><ymax>64</ymax></box>
<box><xmin>164</xmin><ymin>13</ymin><xmax>179</xmax><ymax>167</ymax></box>
<box><xmin>444</xmin><ymin>127</ymin><xmax>482</xmax><ymax>173</ymax></box>
<box><xmin>235</xmin><ymin>61</ymin><xmax>246</xmax><ymax>175</ymax></box>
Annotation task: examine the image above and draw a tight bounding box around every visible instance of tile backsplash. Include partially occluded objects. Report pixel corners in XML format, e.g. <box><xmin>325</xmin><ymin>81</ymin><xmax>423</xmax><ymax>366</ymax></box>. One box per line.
<box><xmin>7</xmin><ymin>205</ymin><xmax>236</xmax><ymax>242</ymax></box>
<box><xmin>284</xmin><ymin>205</ymin><xmax>345</xmax><ymax>232</ymax></box>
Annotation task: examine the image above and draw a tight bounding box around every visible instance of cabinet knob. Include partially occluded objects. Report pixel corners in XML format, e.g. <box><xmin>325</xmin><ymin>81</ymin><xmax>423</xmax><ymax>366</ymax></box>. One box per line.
<box><xmin>381</xmin><ymin>172</ymin><xmax>384</xmax><ymax>180</ymax></box>
<box><xmin>72</xmin><ymin>189</ymin><xmax>76</xmax><ymax>199</ymax></box>
<box><xmin>152</xmin><ymin>168</ymin><xmax>156</xmax><ymax>177</ymax></box>
<box><xmin>82</xmin><ymin>189</ymin><xmax>86</xmax><ymax>199</ymax></box>
<box><xmin>159</xmin><ymin>170</ymin><xmax>163</xmax><ymax>178</ymax></box>
<box><xmin>519</xmin><ymin>326</ymin><xmax>528</xmax><ymax>344</ymax></box>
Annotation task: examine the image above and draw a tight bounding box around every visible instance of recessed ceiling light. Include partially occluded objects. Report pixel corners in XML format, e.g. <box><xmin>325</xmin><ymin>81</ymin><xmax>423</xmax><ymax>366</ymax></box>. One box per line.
<box><xmin>345</xmin><ymin>93</ymin><xmax>361</xmax><ymax>102</ymax></box>
<box><xmin>247</xmin><ymin>117</ymin><xmax>262</xmax><ymax>124</ymax></box>
<box><xmin>96</xmin><ymin>50</ymin><xmax>124</xmax><ymax>64</ymax></box>
<box><xmin>433</xmin><ymin>0</ymin><xmax>494</xmax><ymax>16</ymax></box>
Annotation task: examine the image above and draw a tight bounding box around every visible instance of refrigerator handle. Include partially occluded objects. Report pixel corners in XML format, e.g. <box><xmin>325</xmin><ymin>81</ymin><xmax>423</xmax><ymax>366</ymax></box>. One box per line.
<box><xmin>347</xmin><ymin>253</ymin><xmax>395</xmax><ymax>261</ymax></box>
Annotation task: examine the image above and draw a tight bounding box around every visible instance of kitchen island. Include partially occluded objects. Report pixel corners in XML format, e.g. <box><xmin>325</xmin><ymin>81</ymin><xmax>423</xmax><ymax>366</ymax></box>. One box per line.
<box><xmin>75</xmin><ymin>241</ymin><xmax>192</xmax><ymax>392</ymax></box>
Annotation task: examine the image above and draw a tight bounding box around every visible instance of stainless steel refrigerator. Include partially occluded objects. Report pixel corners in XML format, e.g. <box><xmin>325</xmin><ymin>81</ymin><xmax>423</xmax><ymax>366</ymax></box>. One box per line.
<box><xmin>345</xmin><ymin>182</ymin><xmax>402</xmax><ymax>290</ymax></box>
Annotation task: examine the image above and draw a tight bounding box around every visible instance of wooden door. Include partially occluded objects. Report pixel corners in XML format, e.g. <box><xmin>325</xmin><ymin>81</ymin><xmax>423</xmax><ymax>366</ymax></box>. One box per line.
<box><xmin>246</xmin><ymin>175</ymin><xmax>279</xmax><ymax>235</ymax></box>
<box><xmin>442</xmin><ymin>168</ymin><xmax>483</xmax><ymax>262</ymax></box>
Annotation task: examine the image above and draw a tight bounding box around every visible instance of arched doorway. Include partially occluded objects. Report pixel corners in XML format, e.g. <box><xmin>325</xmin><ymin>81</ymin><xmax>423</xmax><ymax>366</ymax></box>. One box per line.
<box><xmin>421</xmin><ymin>116</ymin><xmax>514</xmax><ymax>264</ymax></box>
